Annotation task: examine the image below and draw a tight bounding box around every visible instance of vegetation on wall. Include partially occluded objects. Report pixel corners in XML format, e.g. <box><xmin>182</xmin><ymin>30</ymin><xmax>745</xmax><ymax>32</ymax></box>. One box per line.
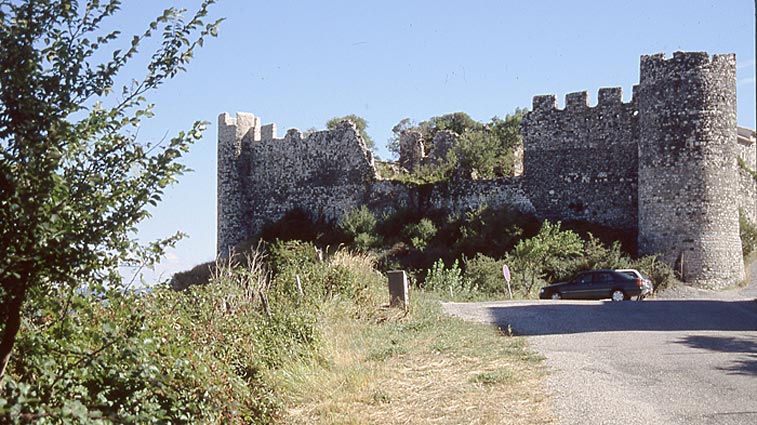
<box><xmin>326</xmin><ymin>114</ymin><xmax>375</xmax><ymax>151</ymax></box>
<box><xmin>386</xmin><ymin>109</ymin><xmax>526</xmax><ymax>182</ymax></box>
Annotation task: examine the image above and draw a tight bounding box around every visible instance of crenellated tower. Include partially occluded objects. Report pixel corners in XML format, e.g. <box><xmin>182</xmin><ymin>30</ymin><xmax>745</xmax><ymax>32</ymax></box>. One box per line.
<box><xmin>217</xmin><ymin>112</ymin><xmax>260</xmax><ymax>256</ymax></box>
<box><xmin>637</xmin><ymin>52</ymin><xmax>744</xmax><ymax>287</ymax></box>
<box><xmin>218</xmin><ymin>51</ymin><xmax>753</xmax><ymax>289</ymax></box>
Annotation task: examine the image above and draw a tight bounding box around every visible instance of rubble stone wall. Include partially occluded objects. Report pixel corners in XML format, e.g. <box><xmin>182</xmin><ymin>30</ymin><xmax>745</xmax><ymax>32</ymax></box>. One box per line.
<box><xmin>218</xmin><ymin>51</ymin><xmax>755</xmax><ymax>288</ymax></box>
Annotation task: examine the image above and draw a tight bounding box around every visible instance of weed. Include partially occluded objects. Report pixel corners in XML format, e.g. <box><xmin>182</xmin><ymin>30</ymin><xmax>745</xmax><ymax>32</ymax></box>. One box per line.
<box><xmin>276</xmin><ymin>292</ymin><xmax>553</xmax><ymax>424</ymax></box>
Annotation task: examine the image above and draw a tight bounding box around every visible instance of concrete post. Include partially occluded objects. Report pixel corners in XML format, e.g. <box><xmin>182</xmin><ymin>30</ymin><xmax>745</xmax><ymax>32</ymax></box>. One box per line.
<box><xmin>387</xmin><ymin>270</ymin><xmax>409</xmax><ymax>309</ymax></box>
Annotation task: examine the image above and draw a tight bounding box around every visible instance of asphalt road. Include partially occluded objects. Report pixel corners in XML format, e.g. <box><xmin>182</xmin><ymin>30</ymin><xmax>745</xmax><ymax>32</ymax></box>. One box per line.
<box><xmin>443</xmin><ymin>295</ymin><xmax>757</xmax><ymax>424</ymax></box>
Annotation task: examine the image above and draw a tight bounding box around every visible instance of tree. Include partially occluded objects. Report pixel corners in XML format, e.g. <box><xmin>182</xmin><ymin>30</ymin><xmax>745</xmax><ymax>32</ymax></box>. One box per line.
<box><xmin>421</xmin><ymin>112</ymin><xmax>482</xmax><ymax>138</ymax></box>
<box><xmin>508</xmin><ymin>221</ymin><xmax>583</xmax><ymax>295</ymax></box>
<box><xmin>455</xmin><ymin>130</ymin><xmax>500</xmax><ymax>178</ymax></box>
<box><xmin>387</xmin><ymin>117</ymin><xmax>414</xmax><ymax>157</ymax></box>
<box><xmin>326</xmin><ymin>114</ymin><xmax>375</xmax><ymax>150</ymax></box>
<box><xmin>387</xmin><ymin>110</ymin><xmax>526</xmax><ymax>180</ymax></box>
<box><xmin>0</xmin><ymin>0</ymin><xmax>221</xmax><ymax>377</ymax></box>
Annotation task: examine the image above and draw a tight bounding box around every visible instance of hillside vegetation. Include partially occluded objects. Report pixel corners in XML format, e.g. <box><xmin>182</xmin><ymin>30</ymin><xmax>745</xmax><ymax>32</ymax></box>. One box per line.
<box><xmin>1</xmin><ymin>241</ymin><xmax>552</xmax><ymax>423</ymax></box>
<box><xmin>253</xmin><ymin>203</ymin><xmax>680</xmax><ymax>301</ymax></box>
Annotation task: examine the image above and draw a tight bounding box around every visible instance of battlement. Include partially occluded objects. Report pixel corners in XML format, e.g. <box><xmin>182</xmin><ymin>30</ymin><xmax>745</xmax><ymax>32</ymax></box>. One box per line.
<box><xmin>219</xmin><ymin>51</ymin><xmax>750</xmax><ymax>289</ymax></box>
<box><xmin>261</xmin><ymin>123</ymin><xmax>277</xmax><ymax>141</ymax></box>
<box><xmin>218</xmin><ymin>112</ymin><xmax>286</xmax><ymax>144</ymax></box>
<box><xmin>640</xmin><ymin>51</ymin><xmax>736</xmax><ymax>79</ymax></box>
<box><xmin>532</xmin><ymin>95</ymin><xmax>558</xmax><ymax>111</ymax></box>
<box><xmin>531</xmin><ymin>87</ymin><xmax>635</xmax><ymax>113</ymax></box>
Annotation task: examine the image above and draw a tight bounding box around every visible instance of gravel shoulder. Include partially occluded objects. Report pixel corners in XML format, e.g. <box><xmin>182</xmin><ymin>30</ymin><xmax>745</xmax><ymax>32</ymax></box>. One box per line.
<box><xmin>443</xmin><ymin>271</ymin><xmax>757</xmax><ymax>425</ymax></box>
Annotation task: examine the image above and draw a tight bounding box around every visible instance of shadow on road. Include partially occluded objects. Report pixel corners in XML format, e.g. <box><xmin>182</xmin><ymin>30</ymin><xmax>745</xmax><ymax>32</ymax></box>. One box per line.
<box><xmin>676</xmin><ymin>334</ymin><xmax>757</xmax><ymax>376</ymax></box>
<box><xmin>485</xmin><ymin>300</ymin><xmax>757</xmax><ymax>336</ymax></box>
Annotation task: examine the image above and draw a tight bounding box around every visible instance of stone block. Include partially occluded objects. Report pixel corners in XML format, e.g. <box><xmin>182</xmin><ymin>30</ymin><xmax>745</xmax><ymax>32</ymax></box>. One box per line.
<box><xmin>387</xmin><ymin>270</ymin><xmax>409</xmax><ymax>309</ymax></box>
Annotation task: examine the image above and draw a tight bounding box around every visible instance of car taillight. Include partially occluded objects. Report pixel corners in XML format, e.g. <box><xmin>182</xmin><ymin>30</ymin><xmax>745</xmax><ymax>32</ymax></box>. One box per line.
<box><xmin>636</xmin><ymin>278</ymin><xmax>643</xmax><ymax>287</ymax></box>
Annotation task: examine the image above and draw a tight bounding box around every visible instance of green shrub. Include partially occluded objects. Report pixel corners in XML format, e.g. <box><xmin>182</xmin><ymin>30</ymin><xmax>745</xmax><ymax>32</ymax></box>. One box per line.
<box><xmin>340</xmin><ymin>205</ymin><xmax>377</xmax><ymax>236</ymax></box>
<box><xmin>267</xmin><ymin>239</ymin><xmax>319</xmax><ymax>272</ymax></box>
<box><xmin>451</xmin><ymin>204</ymin><xmax>539</xmax><ymax>260</ymax></box>
<box><xmin>261</xmin><ymin>208</ymin><xmax>345</xmax><ymax>246</ymax></box>
<box><xmin>424</xmin><ymin>258</ymin><xmax>476</xmax><ymax>300</ymax></box>
<box><xmin>1</xmin><ymin>283</ymin><xmax>284</xmax><ymax>424</ymax></box>
<box><xmin>740</xmin><ymin>209</ymin><xmax>757</xmax><ymax>259</ymax></box>
<box><xmin>463</xmin><ymin>254</ymin><xmax>507</xmax><ymax>296</ymax></box>
<box><xmin>455</xmin><ymin>130</ymin><xmax>501</xmax><ymax>179</ymax></box>
<box><xmin>568</xmin><ymin>235</ymin><xmax>630</xmax><ymax>274</ymax></box>
<box><xmin>339</xmin><ymin>206</ymin><xmax>381</xmax><ymax>252</ymax></box>
<box><xmin>1</xmin><ymin>245</ymin><xmax>389</xmax><ymax>423</ymax></box>
<box><xmin>403</xmin><ymin>218</ymin><xmax>437</xmax><ymax>251</ymax></box>
<box><xmin>507</xmin><ymin>221</ymin><xmax>583</xmax><ymax>296</ymax></box>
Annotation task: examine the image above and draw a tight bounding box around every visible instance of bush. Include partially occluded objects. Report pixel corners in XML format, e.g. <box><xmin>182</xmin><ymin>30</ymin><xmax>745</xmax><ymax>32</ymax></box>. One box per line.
<box><xmin>403</xmin><ymin>218</ymin><xmax>437</xmax><ymax>251</ymax></box>
<box><xmin>630</xmin><ymin>255</ymin><xmax>677</xmax><ymax>292</ymax></box>
<box><xmin>339</xmin><ymin>206</ymin><xmax>382</xmax><ymax>252</ymax></box>
<box><xmin>261</xmin><ymin>208</ymin><xmax>345</xmax><ymax>247</ymax></box>
<box><xmin>463</xmin><ymin>254</ymin><xmax>507</xmax><ymax>296</ymax></box>
<box><xmin>568</xmin><ymin>235</ymin><xmax>630</xmax><ymax>275</ymax></box>
<box><xmin>455</xmin><ymin>130</ymin><xmax>501</xmax><ymax>179</ymax></box>
<box><xmin>1</xmin><ymin>283</ymin><xmax>284</xmax><ymax>423</ymax></box>
<box><xmin>740</xmin><ymin>210</ymin><xmax>757</xmax><ymax>259</ymax></box>
<box><xmin>424</xmin><ymin>259</ymin><xmax>473</xmax><ymax>299</ymax></box>
<box><xmin>1</xmin><ymin>243</ymin><xmax>390</xmax><ymax>423</ymax></box>
<box><xmin>451</xmin><ymin>204</ymin><xmax>539</xmax><ymax>260</ymax></box>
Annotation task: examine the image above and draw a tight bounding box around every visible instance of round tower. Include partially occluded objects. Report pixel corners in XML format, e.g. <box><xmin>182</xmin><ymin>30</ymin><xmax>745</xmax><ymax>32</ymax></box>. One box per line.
<box><xmin>217</xmin><ymin>112</ymin><xmax>258</xmax><ymax>257</ymax></box>
<box><xmin>637</xmin><ymin>52</ymin><xmax>744</xmax><ymax>288</ymax></box>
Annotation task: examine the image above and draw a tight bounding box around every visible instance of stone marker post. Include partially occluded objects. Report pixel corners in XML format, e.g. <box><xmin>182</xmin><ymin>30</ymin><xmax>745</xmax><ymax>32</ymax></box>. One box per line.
<box><xmin>387</xmin><ymin>270</ymin><xmax>409</xmax><ymax>309</ymax></box>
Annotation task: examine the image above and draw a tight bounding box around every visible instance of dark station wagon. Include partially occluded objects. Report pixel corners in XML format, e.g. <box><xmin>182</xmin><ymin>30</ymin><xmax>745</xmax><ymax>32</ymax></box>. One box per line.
<box><xmin>538</xmin><ymin>269</ymin><xmax>650</xmax><ymax>302</ymax></box>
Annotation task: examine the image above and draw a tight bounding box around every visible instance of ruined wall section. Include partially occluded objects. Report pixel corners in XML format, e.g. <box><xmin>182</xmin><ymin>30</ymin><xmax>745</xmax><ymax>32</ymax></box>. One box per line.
<box><xmin>242</xmin><ymin>120</ymin><xmax>379</xmax><ymax>245</ymax></box>
<box><xmin>429</xmin><ymin>178</ymin><xmax>534</xmax><ymax>213</ymax></box>
<box><xmin>521</xmin><ymin>87</ymin><xmax>639</xmax><ymax>232</ymax></box>
<box><xmin>637</xmin><ymin>52</ymin><xmax>744</xmax><ymax>288</ymax></box>
<box><xmin>217</xmin><ymin>112</ymin><xmax>259</xmax><ymax>256</ymax></box>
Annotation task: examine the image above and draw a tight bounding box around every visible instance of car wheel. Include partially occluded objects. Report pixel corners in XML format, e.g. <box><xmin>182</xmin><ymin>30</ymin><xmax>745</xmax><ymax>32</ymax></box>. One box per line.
<box><xmin>611</xmin><ymin>289</ymin><xmax>626</xmax><ymax>302</ymax></box>
<box><xmin>550</xmin><ymin>292</ymin><xmax>561</xmax><ymax>300</ymax></box>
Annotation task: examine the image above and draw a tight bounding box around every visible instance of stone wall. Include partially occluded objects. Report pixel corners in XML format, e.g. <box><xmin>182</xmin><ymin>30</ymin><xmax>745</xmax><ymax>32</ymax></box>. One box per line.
<box><xmin>217</xmin><ymin>112</ymin><xmax>259</xmax><ymax>256</ymax></box>
<box><xmin>521</xmin><ymin>87</ymin><xmax>639</xmax><ymax>232</ymax></box>
<box><xmin>218</xmin><ymin>51</ymin><xmax>756</xmax><ymax>289</ymax></box>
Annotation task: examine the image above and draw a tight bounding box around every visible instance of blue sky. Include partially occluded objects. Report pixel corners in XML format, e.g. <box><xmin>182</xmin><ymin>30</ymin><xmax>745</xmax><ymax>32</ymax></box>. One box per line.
<box><xmin>120</xmin><ymin>0</ymin><xmax>756</xmax><ymax>282</ymax></box>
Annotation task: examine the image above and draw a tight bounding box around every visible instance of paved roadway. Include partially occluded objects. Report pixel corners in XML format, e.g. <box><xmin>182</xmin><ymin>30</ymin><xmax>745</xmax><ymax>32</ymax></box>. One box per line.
<box><xmin>444</xmin><ymin>290</ymin><xmax>757</xmax><ymax>424</ymax></box>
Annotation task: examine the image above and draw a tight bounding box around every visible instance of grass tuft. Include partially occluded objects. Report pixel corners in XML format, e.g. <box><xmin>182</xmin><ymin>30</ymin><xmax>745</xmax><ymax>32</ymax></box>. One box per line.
<box><xmin>272</xmin><ymin>291</ymin><xmax>553</xmax><ymax>424</ymax></box>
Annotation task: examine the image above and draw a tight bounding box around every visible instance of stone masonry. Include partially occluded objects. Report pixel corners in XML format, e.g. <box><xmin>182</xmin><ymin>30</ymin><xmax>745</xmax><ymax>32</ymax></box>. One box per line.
<box><xmin>218</xmin><ymin>52</ymin><xmax>757</xmax><ymax>288</ymax></box>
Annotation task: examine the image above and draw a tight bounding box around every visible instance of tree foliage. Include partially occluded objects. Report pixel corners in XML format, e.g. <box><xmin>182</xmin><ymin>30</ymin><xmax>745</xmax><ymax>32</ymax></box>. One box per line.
<box><xmin>0</xmin><ymin>0</ymin><xmax>221</xmax><ymax>378</ymax></box>
<box><xmin>507</xmin><ymin>221</ymin><xmax>583</xmax><ymax>295</ymax></box>
<box><xmin>739</xmin><ymin>209</ymin><xmax>757</xmax><ymax>259</ymax></box>
<box><xmin>326</xmin><ymin>114</ymin><xmax>375</xmax><ymax>151</ymax></box>
<box><xmin>387</xmin><ymin>109</ymin><xmax>527</xmax><ymax>180</ymax></box>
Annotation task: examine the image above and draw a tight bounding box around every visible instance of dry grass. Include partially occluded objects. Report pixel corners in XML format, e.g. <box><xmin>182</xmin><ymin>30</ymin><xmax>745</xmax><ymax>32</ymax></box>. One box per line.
<box><xmin>272</xmin><ymin>293</ymin><xmax>554</xmax><ymax>424</ymax></box>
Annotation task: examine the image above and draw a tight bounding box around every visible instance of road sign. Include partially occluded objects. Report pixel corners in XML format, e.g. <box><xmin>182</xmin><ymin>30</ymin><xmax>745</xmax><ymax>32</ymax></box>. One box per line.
<box><xmin>502</xmin><ymin>264</ymin><xmax>511</xmax><ymax>282</ymax></box>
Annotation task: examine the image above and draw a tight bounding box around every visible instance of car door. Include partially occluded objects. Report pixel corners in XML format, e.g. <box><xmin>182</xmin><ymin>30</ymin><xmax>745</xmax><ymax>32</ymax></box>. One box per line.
<box><xmin>591</xmin><ymin>272</ymin><xmax>614</xmax><ymax>299</ymax></box>
<box><xmin>566</xmin><ymin>272</ymin><xmax>595</xmax><ymax>299</ymax></box>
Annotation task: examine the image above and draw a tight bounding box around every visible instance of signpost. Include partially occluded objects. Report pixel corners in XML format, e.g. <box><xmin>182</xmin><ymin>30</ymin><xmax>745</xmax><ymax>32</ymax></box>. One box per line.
<box><xmin>502</xmin><ymin>264</ymin><xmax>513</xmax><ymax>300</ymax></box>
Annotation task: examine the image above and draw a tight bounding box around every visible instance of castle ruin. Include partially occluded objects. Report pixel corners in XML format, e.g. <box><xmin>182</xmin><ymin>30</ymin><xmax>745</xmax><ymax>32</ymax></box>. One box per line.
<box><xmin>218</xmin><ymin>52</ymin><xmax>757</xmax><ymax>289</ymax></box>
